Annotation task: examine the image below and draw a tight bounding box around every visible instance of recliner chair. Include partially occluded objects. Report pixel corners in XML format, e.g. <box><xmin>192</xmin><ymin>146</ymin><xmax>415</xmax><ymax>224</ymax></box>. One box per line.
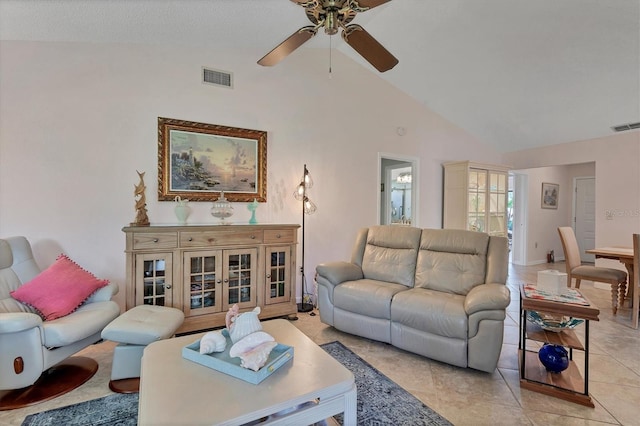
<box><xmin>0</xmin><ymin>236</ymin><xmax>120</xmax><ymax>409</ymax></box>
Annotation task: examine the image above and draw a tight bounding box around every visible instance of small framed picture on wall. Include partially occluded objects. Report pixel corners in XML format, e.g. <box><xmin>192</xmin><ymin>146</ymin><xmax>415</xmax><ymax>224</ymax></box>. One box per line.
<box><xmin>541</xmin><ymin>182</ymin><xmax>559</xmax><ymax>209</ymax></box>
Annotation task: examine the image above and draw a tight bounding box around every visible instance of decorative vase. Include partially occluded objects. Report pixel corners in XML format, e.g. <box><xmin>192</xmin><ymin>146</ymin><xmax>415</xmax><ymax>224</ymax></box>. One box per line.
<box><xmin>174</xmin><ymin>196</ymin><xmax>191</xmax><ymax>224</ymax></box>
<box><xmin>538</xmin><ymin>343</ymin><xmax>569</xmax><ymax>373</ymax></box>
<box><xmin>247</xmin><ymin>198</ymin><xmax>259</xmax><ymax>224</ymax></box>
<box><xmin>211</xmin><ymin>192</ymin><xmax>234</xmax><ymax>225</ymax></box>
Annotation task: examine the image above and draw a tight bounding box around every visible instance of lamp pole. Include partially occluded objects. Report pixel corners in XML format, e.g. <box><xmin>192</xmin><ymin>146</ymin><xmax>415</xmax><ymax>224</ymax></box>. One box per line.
<box><xmin>297</xmin><ymin>164</ymin><xmax>314</xmax><ymax>313</ymax></box>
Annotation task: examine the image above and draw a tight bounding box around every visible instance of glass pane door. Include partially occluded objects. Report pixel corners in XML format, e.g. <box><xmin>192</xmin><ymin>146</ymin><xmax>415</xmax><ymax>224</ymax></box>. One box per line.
<box><xmin>184</xmin><ymin>250</ymin><xmax>223</xmax><ymax>316</ymax></box>
<box><xmin>136</xmin><ymin>253</ymin><xmax>172</xmax><ymax>307</ymax></box>
<box><xmin>224</xmin><ymin>248</ymin><xmax>257</xmax><ymax>310</ymax></box>
<box><xmin>488</xmin><ymin>171</ymin><xmax>507</xmax><ymax>236</ymax></box>
<box><xmin>265</xmin><ymin>246</ymin><xmax>291</xmax><ymax>305</ymax></box>
<box><xmin>468</xmin><ymin>169</ymin><xmax>487</xmax><ymax>232</ymax></box>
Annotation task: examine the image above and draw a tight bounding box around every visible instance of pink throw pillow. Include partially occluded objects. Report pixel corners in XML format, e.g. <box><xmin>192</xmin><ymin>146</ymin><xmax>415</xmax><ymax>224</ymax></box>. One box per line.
<box><xmin>11</xmin><ymin>254</ymin><xmax>109</xmax><ymax>321</ymax></box>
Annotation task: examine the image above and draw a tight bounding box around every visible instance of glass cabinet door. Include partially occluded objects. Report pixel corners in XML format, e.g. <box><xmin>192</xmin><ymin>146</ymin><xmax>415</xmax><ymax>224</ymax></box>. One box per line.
<box><xmin>265</xmin><ymin>246</ymin><xmax>291</xmax><ymax>305</ymax></box>
<box><xmin>136</xmin><ymin>253</ymin><xmax>173</xmax><ymax>307</ymax></box>
<box><xmin>224</xmin><ymin>248</ymin><xmax>257</xmax><ymax>310</ymax></box>
<box><xmin>184</xmin><ymin>250</ymin><xmax>223</xmax><ymax>316</ymax></box>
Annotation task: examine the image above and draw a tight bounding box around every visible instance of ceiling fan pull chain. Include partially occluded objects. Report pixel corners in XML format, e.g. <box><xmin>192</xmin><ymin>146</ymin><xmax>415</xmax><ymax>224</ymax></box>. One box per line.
<box><xmin>329</xmin><ymin>34</ymin><xmax>333</xmax><ymax>78</ymax></box>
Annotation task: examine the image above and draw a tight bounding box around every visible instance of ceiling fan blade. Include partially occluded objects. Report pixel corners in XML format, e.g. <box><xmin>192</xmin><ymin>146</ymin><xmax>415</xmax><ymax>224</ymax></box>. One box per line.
<box><xmin>350</xmin><ymin>0</ymin><xmax>391</xmax><ymax>11</ymax></box>
<box><xmin>258</xmin><ymin>26</ymin><xmax>317</xmax><ymax>67</ymax></box>
<box><xmin>342</xmin><ymin>24</ymin><xmax>398</xmax><ymax>72</ymax></box>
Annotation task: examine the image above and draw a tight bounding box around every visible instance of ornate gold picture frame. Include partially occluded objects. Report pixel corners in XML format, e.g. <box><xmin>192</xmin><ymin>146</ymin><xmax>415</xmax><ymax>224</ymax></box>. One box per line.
<box><xmin>158</xmin><ymin>117</ymin><xmax>267</xmax><ymax>202</ymax></box>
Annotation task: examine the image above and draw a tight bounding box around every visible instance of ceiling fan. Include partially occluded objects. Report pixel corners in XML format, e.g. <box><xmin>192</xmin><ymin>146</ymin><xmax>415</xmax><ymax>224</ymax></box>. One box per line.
<box><xmin>258</xmin><ymin>0</ymin><xmax>398</xmax><ymax>73</ymax></box>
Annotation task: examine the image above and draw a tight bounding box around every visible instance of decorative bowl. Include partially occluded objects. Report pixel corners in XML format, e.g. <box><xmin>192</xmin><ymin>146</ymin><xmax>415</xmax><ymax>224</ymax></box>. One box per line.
<box><xmin>526</xmin><ymin>311</ymin><xmax>584</xmax><ymax>332</ymax></box>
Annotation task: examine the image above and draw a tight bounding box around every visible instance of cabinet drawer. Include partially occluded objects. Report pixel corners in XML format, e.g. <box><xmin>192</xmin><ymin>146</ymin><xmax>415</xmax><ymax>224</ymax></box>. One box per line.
<box><xmin>181</xmin><ymin>231</ymin><xmax>264</xmax><ymax>247</ymax></box>
<box><xmin>264</xmin><ymin>229</ymin><xmax>295</xmax><ymax>244</ymax></box>
<box><xmin>132</xmin><ymin>233</ymin><xmax>178</xmax><ymax>249</ymax></box>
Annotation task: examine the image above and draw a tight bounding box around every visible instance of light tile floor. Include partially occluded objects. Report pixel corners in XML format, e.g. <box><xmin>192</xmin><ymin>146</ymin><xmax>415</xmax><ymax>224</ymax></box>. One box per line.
<box><xmin>1</xmin><ymin>262</ymin><xmax>638</xmax><ymax>425</ymax></box>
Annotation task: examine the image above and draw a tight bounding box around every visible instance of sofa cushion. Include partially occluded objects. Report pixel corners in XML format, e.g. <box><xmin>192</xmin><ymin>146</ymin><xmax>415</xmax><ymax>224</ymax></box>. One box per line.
<box><xmin>361</xmin><ymin>226</ymin><xmax>422</xmax><ymax>287</ymax></box>
<box><xmin>415</xmin><ymin>229</ymin><xmax>489</xmax><ymax>295</ymax></box>
<box><xmin>391</xmin><ymin>288</ymin><xmax>467</xmax><ymax>340</ymax></box>
<box><xmin>10</xmin><ymin>254</ymin><xmax>109</xmax><ymax>321</ymax></box>
<box><xmin>41</xmin><ymin>300</ymin><xmax>120</xmax><ymax>347</ymax></box>
<box><xmin>334</xmin><ymin>279</ymin><xmax>408</xmax><ymax>319</ymax></box>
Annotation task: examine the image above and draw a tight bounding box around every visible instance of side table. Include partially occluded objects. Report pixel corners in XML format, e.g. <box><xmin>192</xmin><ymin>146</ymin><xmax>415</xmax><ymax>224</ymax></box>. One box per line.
<box><xmin>519</xmin><ymin>284</ymin><xmax>600</xmax><ymax>407</ymax></box>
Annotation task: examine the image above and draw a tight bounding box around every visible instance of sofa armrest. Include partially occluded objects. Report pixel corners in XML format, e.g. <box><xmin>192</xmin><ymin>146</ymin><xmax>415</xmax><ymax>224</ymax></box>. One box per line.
<box><xmin>464</xmin><ymin>283</ymin><xmax>511</xmax><ymax>315</ymax></box>
<box><xmin>316</xmin><ymin>262</ymin><xmax>364</xmax><ymax>287</ymax></box>
<box><xmin>84</xmin><ymin>282</ymin><xmax>119</xmax><ymax>304</ymax></box>
<box><xmin>0</xmin><ymin>312</ymin><xmax>43</xmax><ymax>334</ymax></box>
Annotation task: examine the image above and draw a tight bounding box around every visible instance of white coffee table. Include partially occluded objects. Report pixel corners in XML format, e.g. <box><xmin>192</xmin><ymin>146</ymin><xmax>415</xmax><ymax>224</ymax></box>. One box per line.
<box><xmin>138</xmin><ymin>319</ymin><xmax>357</xmax><ymax>425</ymax></box>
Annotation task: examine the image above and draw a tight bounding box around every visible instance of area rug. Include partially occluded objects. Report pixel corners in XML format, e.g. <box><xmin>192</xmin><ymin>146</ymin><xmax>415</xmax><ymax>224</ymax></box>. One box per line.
<box><xmin>22</xmin><ymin>341</ymin><xmax>450</xmax><ymax>426</ymax></box>
<box><xmin>321</xmin><ymin>341</ymin><xmax>451</xmax><ymax>426</ymax></box>
<box><xmin>21</xmin><ymin>392</ymin><xmax>138</xmax><ymax>426</ymax></box>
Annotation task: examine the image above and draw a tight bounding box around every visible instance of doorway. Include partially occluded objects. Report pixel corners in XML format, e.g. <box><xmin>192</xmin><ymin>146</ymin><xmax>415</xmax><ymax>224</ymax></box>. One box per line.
<box><xmin>574</xmin><ymin>177</ymin><xmax>596</xmax><ymax>263</ymax></box>
<box><xmin>378</xmin><ymin>153</ymin><xmax>419</xmax><ymax>226</ymax></box>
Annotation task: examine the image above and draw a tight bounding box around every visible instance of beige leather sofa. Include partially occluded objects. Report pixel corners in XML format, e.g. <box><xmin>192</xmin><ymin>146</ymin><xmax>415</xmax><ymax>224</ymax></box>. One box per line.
<box><xmin>316</xmin><ymin>226</ymin><xmax>510</xmax><ymax>373</ymax></box>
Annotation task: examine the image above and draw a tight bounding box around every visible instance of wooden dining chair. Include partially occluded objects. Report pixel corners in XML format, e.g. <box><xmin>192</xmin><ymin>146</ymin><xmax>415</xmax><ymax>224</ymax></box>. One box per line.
<box><xmin>632</xmin><ymin>233</ymin><xmax>639</xmax><ymax>329</ymax></box>
<box><xmin>558</xmin><ymin>226</ymin><xmax>627</xmax><ymax>314</ymax></box>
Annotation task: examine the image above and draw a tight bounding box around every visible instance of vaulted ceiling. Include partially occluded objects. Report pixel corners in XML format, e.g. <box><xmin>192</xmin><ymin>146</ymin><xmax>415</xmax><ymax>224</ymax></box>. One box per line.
<box><xmin>1</xmin><ymin>0</ymin><xmax>638</xmax><ymax>153</ymax></box>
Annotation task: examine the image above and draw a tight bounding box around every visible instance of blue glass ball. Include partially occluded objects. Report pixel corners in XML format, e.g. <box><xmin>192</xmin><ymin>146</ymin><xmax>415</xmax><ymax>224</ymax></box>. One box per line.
<box><xmin>538</xmin><ymin>344</ymin><xmax>569</xmax><ymax>373</ymax></box>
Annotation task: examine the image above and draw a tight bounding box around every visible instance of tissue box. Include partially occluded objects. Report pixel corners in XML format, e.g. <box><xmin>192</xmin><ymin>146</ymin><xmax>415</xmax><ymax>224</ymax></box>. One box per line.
<box><xmin>537</xmin><ymin>269</ymin><xmax>568</xmax><ymax>295</ymax></box>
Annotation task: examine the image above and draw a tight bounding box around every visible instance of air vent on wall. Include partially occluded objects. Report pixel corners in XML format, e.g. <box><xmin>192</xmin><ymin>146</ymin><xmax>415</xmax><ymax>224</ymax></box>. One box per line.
<box><xmin>202</xmin><ymin>67</ymin><xmax>233</xmax><ymax>88</ymax></box>
<box><xmin>611</xmin><ymin>121</ymin><xmax>640</xmax><ymax>132</ymax></box>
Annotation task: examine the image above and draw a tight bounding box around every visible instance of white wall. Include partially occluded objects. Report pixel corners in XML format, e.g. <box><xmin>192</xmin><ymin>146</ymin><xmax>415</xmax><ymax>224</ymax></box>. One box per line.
<box><xmin>0</xmin><ymin>41</ymin><xmax>501</xmax><ymax>308</ymax></box>
<box><xmin>513</xmin><ymin>163</ymin><xmax>595</xmax><ymax>265</ymax></box>
<box><xmin>504</xmin><ymin>132</ymin><xmax>640</xmax><ymax>269</ymax></box>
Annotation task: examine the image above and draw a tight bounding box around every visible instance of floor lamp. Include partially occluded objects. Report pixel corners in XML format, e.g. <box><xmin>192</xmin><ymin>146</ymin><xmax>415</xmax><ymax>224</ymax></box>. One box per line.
<box><xmin>294</xmin><ymin>164</ymin><xmax>316</xmax><ymax>313</ymax></box>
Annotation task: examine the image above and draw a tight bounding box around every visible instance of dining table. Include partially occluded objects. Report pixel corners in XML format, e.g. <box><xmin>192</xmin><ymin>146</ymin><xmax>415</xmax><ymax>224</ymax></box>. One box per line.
<box><xmin>585</xmin><ymin>246</ymin><xmax>637</xmax><ymax>329</ymax></box>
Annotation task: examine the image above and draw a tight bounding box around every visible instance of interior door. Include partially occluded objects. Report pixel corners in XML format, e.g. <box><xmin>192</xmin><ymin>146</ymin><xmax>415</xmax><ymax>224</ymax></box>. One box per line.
<box><xmin>378</xmin><ymin>154</ymin><xmax>419</xmax><ymax>226</ymax></box>
<box><xmin>574</xmin><ymin>177</ymin><xmax>596</xmax><ymax>263</ymax></box>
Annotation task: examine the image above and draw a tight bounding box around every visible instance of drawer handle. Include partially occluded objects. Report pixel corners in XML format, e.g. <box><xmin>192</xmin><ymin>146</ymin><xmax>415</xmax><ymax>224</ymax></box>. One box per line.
<box><xmin>276</xmin><ymin>234</ymin><xmax>281</xmax><ymax>238</ymax></box>
<box><xmin>251</xmin><ymin>235</ymin><xmax>256</xmax><ymax>239</ymax></box>
<box><xmin>153</xmin><ymin>238</ymin><xmax>159</xmax><ymax>243</ymax></box>
<box><xmin>188</xmin><ymin>237</ymin><xmax>193</xmax><ymax>241</ymax></box>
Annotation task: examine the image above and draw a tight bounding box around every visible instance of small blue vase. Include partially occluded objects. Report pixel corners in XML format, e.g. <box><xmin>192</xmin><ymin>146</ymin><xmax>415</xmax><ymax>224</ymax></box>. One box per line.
<box><xmin>538</xmin><ymin>343</ymin><xmax>569</xmax><ymax>373</ymax></box>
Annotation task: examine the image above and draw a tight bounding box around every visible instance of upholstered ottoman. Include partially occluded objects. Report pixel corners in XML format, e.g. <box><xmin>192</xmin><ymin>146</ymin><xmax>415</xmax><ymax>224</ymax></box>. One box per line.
<box><xmin>101</xmin><ymin>305</ymin><xmax>184</xmax><ymax>393</ymax></box>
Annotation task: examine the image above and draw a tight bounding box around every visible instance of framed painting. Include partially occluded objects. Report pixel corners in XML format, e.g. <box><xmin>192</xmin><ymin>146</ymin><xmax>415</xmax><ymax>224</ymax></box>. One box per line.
<box><xmin>158</xmin><ymin>117</ymin><xmax>267</xmax><ymax>202</ymax></box>
<box><xmin>541</xmin><ymin>182</ymin><xmax>559</xmax><ymax>209</ymax></box>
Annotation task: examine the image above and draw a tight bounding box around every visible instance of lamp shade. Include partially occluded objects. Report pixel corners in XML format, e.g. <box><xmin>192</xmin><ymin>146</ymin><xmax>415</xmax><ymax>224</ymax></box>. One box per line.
<box><xmin>293</xmin><ymin>183</ymin><xmax>305</xmax><ymax>201</ymax></box>
<box><xmin>303</xmin><ymin>198</ymin><xmax>317</xmax><ymax>215</ymax></box>
<box><xmin>303</xmin><ymin>170</ymin><xmax>313</xmax><ymax>189</ymax></box>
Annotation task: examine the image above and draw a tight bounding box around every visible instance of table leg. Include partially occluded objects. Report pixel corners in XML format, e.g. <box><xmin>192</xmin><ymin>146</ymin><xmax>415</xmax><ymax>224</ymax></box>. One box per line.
<box><xmin>623</xmin><ymin>262</ymin><xmax>634</xmax><ymax>308</ymax></box>
<box><xmin>632</xmin><ymin>266</ymin><xmax>639</xmax><ymax>330</ymax></box>
<box><xmin>343</xmin><ymin>384</ymin><xmax>358</xmax><ymax>426</ymax></box>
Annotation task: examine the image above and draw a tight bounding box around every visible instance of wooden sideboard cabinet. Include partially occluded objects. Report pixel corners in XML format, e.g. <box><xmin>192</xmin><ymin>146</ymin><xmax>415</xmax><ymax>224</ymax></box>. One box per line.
<box><xmin>123</xmin><ymin>224</ymin><xmax>300</xmax><ymax>334</ymax></box>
